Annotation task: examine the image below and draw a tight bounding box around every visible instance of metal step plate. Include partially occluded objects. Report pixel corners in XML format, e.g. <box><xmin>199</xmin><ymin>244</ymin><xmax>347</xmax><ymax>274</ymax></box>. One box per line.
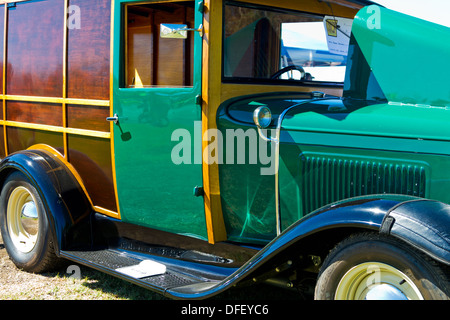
<box><xmin>60</xmin><ymin>249</ymin><xmax>207</xmax><ymax>293</ymax></box>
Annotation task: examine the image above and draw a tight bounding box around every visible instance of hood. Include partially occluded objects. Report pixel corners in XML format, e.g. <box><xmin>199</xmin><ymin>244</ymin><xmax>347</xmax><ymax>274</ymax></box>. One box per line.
<box><xmin>281</xmin><ymin>98</ymin><xmax>450</xmax><ymax>146</ymax></box>
<box><xmin>344</xmin><ymin>5</ymin><xmax>450</xmax><ymax>108</ymax></box>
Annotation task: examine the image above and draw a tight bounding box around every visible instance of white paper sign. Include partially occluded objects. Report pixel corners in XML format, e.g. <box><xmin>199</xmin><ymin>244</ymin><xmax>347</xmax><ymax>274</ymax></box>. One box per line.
<box><xmin>323</xmin><ymin>16</ymin><xmax>353</xmax><ymax>56</ymax></box>
<box><xmin>116</xmin><ymin>260</ymin><xmax>167</xmax><ymax>279</ymax></box>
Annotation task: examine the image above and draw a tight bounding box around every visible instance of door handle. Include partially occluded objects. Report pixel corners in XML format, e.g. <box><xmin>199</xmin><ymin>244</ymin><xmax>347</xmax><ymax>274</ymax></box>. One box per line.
<box><xmin>106</xmin><ymin>114</ymin><xmax>119</xmax><ymax>124</ymax></box>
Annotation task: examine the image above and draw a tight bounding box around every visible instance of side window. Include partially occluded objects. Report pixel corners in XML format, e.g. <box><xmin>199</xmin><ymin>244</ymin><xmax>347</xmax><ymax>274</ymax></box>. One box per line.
<box><xmin>124</xmin><ymin>1</ymin><xmax>194</xmax><ymax>88</ymax></box>
<box><xmin>223</xmin><ymin>1</ymin><xmax>351</xmax><ymax>84</ymax></box>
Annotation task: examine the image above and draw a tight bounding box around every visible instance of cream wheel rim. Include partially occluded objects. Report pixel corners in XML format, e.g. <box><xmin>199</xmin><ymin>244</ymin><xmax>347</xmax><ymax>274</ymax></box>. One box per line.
<box><xmin>335</xmin><ymin>262</ymin><xmax>424</xmax><ymax>300</ymax></box>
<box><xmin>7</xmin><ymin>186</ymin><xmax>39</xmax><ymax>253</ymax></box>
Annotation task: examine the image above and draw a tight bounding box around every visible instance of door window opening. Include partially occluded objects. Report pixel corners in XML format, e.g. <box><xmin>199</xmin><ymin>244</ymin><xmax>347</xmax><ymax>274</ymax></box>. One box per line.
<box><xmin>124</xmin><ymin>1</ymin><xmax>195</xmax><ymax>88</ymax></box>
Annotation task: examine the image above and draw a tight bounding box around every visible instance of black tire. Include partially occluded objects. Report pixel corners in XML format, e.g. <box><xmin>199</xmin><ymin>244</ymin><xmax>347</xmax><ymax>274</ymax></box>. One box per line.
<box><xmin>0</xmin><ymin>171</ymin><xmax>63</xmax><ymax>273</ymax></box>
<box><xmin>315</xmin><ymin>232</ymin><xmax>450</xmax><ymax>300</ymax></box>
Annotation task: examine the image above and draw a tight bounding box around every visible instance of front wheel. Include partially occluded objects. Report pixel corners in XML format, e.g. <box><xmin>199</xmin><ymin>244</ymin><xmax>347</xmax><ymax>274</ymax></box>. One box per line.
<box><xmin>315</xmin><ymin>233</ymin><xmax>450</xmax><ymax>300</ymax></box>
<box><xmin>0</xmin><ymin>171</ymin><xmax>63</xmax><ymax>273</ymax></box>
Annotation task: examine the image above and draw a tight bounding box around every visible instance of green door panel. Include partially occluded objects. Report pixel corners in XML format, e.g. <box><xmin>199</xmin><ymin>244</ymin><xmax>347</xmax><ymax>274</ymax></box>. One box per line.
<box><xmin>112</xmin><ymin>0</ymin><xmax>207</xmax><ymax>239</ymax></box>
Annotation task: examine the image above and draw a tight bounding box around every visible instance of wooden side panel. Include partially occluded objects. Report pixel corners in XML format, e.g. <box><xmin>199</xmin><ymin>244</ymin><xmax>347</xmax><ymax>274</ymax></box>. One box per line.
<box><xmin>67</xmin><ymin>134</ymin><xmax>116</xmax><ymax>212</ymax></box>
<box><xmin>67</xmin><ymin>0</ymin><xmax>111</xmax><ymax>100</ymax></box>
<box><xmin>66</xmin><ymin>0</ymin><xmax>114</xmax><ymax>212</ymax></box>
<box><xmin>67</xmin><ymin>104</ymin><xmax>109</xmax><ymax>132</ymax></box>
<box><xmin>7</xmin><ymin>127</ymin><xmax>64</xmax><ymax>154</ymax></box>
<box><xmin>6</xmin><ymin>0</ymin><xmax>64</xmax><ymax>96</ymax></box>
<box><xmin>2</xmin><ymin>0</ymin><xmax>116</xmax><ymax>214</ymax></box>
<box><xmin>7</xmin><ymin>102</ymin><xmax>62</xmax><ymax>126</ymax></box>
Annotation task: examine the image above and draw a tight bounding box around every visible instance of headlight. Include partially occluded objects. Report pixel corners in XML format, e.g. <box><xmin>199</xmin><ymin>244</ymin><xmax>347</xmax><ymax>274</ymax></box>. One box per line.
<box><xmin>253</xmin><ymin>106</ymin><xmax>272</xmax><ymax>128</ymax></box>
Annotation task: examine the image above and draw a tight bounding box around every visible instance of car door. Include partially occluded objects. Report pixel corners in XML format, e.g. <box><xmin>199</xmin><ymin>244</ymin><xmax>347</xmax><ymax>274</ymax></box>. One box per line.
<box><xmin>111</xmin><ymin>0</ymin><xmax>207</xmax><ymax>239</ymax></box>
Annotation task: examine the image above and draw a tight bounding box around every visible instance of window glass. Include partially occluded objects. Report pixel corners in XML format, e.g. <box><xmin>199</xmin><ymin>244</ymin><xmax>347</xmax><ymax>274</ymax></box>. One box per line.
<box><xmin>7</xmin><ymin>0</ymin><xmax>64</xmax><ymax>96</ymax></box>
<box><xmin>68</xmin><ymin>0</ymin><xmax>111</xmax><ymax>100</ymax></box>
<box><xmin>124</xmin><ymin>1</ymin><xmax>194</xmax><ymax>88</ymax></box>
<box><xmin>223</xmin><ymin>1</ymin><xmax>351</xmax><ymax>84</ymax></box>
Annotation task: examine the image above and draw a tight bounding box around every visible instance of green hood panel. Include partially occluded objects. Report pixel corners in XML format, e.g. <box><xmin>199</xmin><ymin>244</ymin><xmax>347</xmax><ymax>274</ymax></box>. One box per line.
<box><xmin>351</xmin><ymin>5</ymin><xmax>450</xmax><ymax>107</ymax></box>
<box><xmin>283</xmin><ymin>6</ymin><xmax>450</xmax><ymax>146</ymax></box>
<box><xmin>281</xmin><ymin>99</ymin><xmax>450</xmax><ymax>144</ymax></box>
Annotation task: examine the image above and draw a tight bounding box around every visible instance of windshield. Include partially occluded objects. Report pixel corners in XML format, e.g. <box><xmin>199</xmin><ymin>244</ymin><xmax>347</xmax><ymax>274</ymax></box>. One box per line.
<box><xmin>223</xmin><ymin>1</ymin><xmax>352</xmax><ymax>84</ymax></box>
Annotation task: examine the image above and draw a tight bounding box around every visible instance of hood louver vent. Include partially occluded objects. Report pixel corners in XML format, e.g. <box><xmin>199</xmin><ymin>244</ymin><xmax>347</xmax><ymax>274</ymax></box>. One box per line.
<box><xmin>299</xmin><ymin>156</ymin><xmax>427</xmax><ymax>215</ymax></box>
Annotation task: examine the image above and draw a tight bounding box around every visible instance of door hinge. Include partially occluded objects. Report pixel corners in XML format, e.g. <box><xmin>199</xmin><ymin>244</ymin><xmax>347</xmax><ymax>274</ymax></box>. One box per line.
<box><xmin>195</xmin><ymin>95</ymin><xmax>202</xmax><ymax>105</ymax></box>
<box><xmin>198</xmin><ymin>0</ymin><xmax>204</xmax><ymax>13</ymax></box>
<box><xmin>193</xmin><ymin>186</ymin><xmax>204</xmax><ymax>197</ymax></box>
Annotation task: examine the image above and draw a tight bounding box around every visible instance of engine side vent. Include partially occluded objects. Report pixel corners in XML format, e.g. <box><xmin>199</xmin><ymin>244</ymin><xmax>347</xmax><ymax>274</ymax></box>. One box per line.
<box><xmin>299</xmin><ymin>156</ymin><xmax>427</xmax><ymax>215</ymax></box>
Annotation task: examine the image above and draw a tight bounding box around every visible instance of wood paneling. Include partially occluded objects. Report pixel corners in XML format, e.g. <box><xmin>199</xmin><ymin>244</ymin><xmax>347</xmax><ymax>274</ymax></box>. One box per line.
<box><xmin>67</xmin><ymin>134</ymin><xmax>116</xmax><ymax>211</ymax></box>
<box><xmin>0</xmin><ymin>5</ymin><xmax>4</xmax><ymax>95</ymax></box>
<box><xmin>126</xmin><ymin>11</ymin><xmax>153</xmax><ymax>87</ymax></box>
<box><xmin>6</xmin><ymin>0</ymin><xmax>64</xmax><ymax>96</ymax></box>
<box><xmin>0</xmin><ymin>125</ymin><xmax>4</xmax><ymax>158</ymax></box>
<box><xmin>7</xmin><ymin>127</ymin><xmax>64</xmax><ymax>154</ymax></box>
<box><xmin>1</xmin><ymin>0</ymin><xmax>116</xmax><ymax>215</ymax></box>
<box><xmin>67</xmin><ymin>0</ymin><xmax>111</xmax><ymax>100</ymax></box>
<box><xmin>126</xmin><ymin>3</ymin><xmax>194</xmax><ymax>87</ymax></box>
<box><xmin>67</xmin><ymin>104</ymin><xmax>109</xmax><ymax>132</ymax></box>
<box><xmin>7</xmin><ymin>101</ymin><xmax>62</xmax><ymax>126</ymax></box>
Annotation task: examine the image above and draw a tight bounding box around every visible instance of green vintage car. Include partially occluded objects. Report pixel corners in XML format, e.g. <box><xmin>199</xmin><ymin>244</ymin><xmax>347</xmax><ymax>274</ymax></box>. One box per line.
<box><xmin>0</xmin><ymin>0</ymin><xmax>448</xmax><ymax>300</ymax></box>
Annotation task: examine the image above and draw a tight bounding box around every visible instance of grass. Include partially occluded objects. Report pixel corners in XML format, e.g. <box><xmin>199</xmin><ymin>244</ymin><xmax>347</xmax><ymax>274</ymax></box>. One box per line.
<box><xmin>0</xmin><ymin>262</ymin><xmax>303</xmax><ymax>300</ymax></box>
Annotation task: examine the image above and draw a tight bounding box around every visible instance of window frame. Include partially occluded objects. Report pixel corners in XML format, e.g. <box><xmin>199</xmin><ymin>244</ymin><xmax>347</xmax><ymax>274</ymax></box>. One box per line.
<box><xmin>120</xmin><ymin>0</ymin><xmax>197</xmax><ymax>89</ymax></box>
<box><xmin>221</xmin><ymin>0</ymin><xmax>347</xmax><ymax>88</ymax></box>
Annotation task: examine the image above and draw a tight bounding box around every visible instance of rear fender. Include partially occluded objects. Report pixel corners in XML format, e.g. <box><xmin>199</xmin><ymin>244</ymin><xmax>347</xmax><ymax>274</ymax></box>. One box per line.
<box><xmin>0</xmin><ymin>149</ymin><xmax>93</xmax><ymax>253</ymax></box>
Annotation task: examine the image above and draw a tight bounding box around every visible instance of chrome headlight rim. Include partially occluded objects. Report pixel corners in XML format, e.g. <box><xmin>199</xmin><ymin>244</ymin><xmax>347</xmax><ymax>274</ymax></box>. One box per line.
<box><xmin>253</xmin><ymin>106</ymin><xmax>272</xmax><ymax>129</ymax></box>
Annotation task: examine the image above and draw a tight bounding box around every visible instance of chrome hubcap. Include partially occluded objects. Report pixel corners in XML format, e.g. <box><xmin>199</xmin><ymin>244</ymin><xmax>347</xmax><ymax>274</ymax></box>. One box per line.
<box><xmin>7</xmin><ymin>186</ymin><xmax>39</xmax><ymax>253</ymax></box>
<box><xmin>364</xmin><ymin>283</ymin><xmax>408</xmax><ymax>300</ymax></box>
<box><xmin>335</xmin><ymin>262</ymin><xmax>424</xmax><ymax>300</ymax></box>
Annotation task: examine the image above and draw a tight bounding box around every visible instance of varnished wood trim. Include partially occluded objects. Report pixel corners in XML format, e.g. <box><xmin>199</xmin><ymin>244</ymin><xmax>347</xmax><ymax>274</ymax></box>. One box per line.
<box><xmin>64</xmin><ymin>126</ymin><xmax>110</xmax><ymax>139</ymax></box>
<box><xmin>63</xmin><ymin>0</ymin><xmax>68</xmax><ymax>100</ymax></box>
<box><xmin>63</xmin><ymin>0</ymin><xmax>69</xmax><ymax>159</ymax></box>
<box><xmin>3</xmin><ymin>95</ymin><xmax>110</xmax><ymax>106</ymax></box>
<box><xmin>2</xmin><ymin>4</ymin><xmax>7</xmax><ymax>156</ymax></box>
<box><xmin>0</xmin><ymin>120</ymin><xmax>111</xmax><ymax>139</ymax></box>
<box><xmin>202</xmin><ymin>0</ymin><xmax>227</xmax><ymax>244</ymax></box>
<box><xmin>110</xmin><ymin>0</ymin><xmax>121</xmax><ymax>219</ymax></box>
<box><xmin>94</xmin><ymin>205</ymin><xmax>119</xmax><ymax>218</ymax></box>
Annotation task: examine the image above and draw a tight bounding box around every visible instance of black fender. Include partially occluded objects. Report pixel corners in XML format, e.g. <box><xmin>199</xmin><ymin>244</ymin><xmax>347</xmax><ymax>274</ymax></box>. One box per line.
<box><xmin>0</xmin><ymin>149</ymin><xmax>93</xmax><ymax>254</ymax></box>
<box><xmin>381</xmin><ymin>199</ymin><xmax>450</xmax><ymax>266</ymax></box>
<box><xmin>168</xmin><ymin>194</ymin><xmax>449</xmax><ymax>298</ymax></box>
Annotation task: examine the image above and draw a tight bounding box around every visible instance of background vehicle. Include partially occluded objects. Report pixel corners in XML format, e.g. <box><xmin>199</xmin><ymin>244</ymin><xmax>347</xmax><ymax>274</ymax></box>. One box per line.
<box><xmin>0</xmin><ymin>0</ymin><xmax>448</xmax><ymax>300</ymax></box>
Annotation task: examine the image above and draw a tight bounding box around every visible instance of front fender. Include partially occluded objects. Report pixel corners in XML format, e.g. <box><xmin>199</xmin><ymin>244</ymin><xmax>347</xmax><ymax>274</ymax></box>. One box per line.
<box><xmin>167</xmin><ymin>195</ymin><xmax>417</xmax><ymax>298</ymax></box>
<box><xmin>0</xmin><ymin>149</ymin><xmax>93</xmax><ymax>253</ymax></box>
<box><xmin>381</xmin><ymin>199</ymin><xmax>450</xmax><ymax>265</ymax></box>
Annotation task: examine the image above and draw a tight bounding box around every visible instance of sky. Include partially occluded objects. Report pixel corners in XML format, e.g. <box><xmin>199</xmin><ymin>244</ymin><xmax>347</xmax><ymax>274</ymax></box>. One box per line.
<box><xmin>373</xmin><ymin>0</ymin><xmax>450</xmax><ymax>27</ymax></box>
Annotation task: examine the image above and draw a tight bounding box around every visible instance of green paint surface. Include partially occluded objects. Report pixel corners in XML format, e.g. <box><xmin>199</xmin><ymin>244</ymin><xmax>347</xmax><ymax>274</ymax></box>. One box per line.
<box><xmin>112</xmin><ymin>0</ymin><xmax>207</xmax><ymax>239</ymax></box>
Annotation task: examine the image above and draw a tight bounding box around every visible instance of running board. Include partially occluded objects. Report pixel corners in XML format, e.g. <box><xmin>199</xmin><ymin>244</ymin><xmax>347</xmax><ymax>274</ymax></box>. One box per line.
<box><xmin>60</xmin><ymin>249</ymin><xmax>229</xmax><ymax>298</ymax></box>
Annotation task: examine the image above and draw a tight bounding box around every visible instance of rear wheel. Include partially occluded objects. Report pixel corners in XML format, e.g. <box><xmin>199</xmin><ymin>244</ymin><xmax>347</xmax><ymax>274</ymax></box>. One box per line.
<box><xmin>0</xmin><ymin>171</ymin><xmax>62</xmax><ymax>273</ymax></box>
<box><xmin>315</xmin><ymin>233</ymin><xmax>450</xmax><ymax>300</ymax></box>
